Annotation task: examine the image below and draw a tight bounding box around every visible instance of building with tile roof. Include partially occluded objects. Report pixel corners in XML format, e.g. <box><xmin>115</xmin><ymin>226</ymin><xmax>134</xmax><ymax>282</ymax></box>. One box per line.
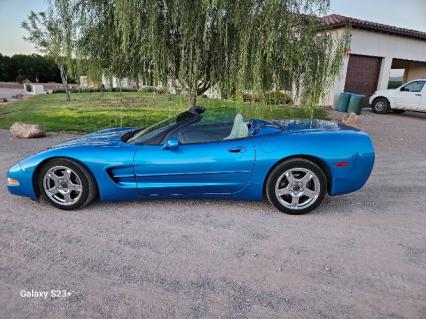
<box><xmin>320</xmin><ymin>14</ymin><xmax>426</xmax><ymax>107</ymax></box>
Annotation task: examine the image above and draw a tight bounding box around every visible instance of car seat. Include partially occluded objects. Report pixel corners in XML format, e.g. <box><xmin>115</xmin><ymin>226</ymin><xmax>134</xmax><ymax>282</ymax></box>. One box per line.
<box><xmin>224</xmin><ymin>114</ymin><xmax>249</xmax><ymax>140</ymax></box>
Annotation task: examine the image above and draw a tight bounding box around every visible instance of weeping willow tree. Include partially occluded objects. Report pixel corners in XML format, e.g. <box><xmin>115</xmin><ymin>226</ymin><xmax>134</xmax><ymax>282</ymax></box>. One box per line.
<box><xmin>60</xmin><ymin>0</ymin><xmax>349</xmax><ymax>108</ymax></box>
<box><xmin>234</xmin><ymin>1</ymin><xmax>350</xmax><ymax>109</ymax></box>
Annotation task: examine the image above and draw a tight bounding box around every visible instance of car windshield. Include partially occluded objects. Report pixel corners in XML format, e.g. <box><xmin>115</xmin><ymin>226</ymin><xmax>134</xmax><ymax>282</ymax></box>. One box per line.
<box><xmin>127</xmin><ymin>107</ymin><xmax>203</xmax><ymax>144</ymax></box>
<box><xmin>127</xmin><ymin>117</ymin><xmax>177</xmax><ymax>144</ymax></box>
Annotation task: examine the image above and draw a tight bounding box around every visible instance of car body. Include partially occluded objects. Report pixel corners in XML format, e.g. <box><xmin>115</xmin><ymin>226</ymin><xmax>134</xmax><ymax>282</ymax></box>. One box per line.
<box><xmin>370</xmin><ymin>79</ymin><xmax>426</xmax><ymax>114</ymax></box>
<box><xmin>7</xmin><ymin>106</ymin><xmax>375</xmax><ymax>214</ymax></box>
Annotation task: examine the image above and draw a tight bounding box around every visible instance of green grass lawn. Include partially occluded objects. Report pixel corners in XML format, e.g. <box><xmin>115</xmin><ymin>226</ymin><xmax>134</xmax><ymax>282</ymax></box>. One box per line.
<box><xmin>0</xmin><ymin>92</ymin><xmax>325</xmax><ymax>133</ymax></box>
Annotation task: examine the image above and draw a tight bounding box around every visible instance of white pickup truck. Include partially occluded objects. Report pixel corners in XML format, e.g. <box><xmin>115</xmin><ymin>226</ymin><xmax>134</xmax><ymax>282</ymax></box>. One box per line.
<box><xmin>369</xmin><ymin>79</ymin><xmax>426</xmax><ymax>114</ymax></box>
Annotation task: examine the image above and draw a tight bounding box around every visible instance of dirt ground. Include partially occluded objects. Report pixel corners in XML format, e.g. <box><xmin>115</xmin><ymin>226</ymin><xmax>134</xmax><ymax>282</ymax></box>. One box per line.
<box><xmin>0</xmin><ymin>109</ymin><xmax>425</xmax><ymax>318</ymax></box>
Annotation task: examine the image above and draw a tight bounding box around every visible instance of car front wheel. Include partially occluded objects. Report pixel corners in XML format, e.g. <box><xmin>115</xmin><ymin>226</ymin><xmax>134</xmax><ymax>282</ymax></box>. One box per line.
<box><xmin>372</xmin><ymin>97</ymin><xmax>390</xmax><ymax>114</ymax></box>
<box><xmin>266</xmin><ymin>159</ymin><xmax>327</xmax><ymax>215</ymax></box>
<box><xmin>37</xmin><ymin>158</ymin><xmax>97</xmax><ymax>210</ymax></box>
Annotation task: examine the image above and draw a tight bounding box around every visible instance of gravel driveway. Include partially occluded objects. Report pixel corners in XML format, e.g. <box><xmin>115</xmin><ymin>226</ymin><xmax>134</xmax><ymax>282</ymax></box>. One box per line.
<box><xmin>0</xmin><ymin>88</ymin><xmax>27</xmax><ymax>101</ymax></box>
<box><xmin>1</xmin><ymin>110</ymin><xmax>425</xmax><ymax>318</ymax></box>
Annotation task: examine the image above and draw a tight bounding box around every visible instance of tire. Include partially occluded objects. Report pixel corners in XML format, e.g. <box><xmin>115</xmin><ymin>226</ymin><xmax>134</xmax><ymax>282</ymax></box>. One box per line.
<box><xmin>266</xmin><ymin>158</ymin><xmax>327</xmax><ymax>215</ymax></box>
<box><xmin>37</xmin><ymin>158</ymin><xmax>97</xmax><ymax>210</ymax></box>
<box><xmin>372</xmin><ymin>97</ymin><xmax>390</xmax><ymax>114</ymax></box>
<box><xmin>392</xmin><ymin>109</ymin><xmax>405</xmax><ymax>114</ymax></box>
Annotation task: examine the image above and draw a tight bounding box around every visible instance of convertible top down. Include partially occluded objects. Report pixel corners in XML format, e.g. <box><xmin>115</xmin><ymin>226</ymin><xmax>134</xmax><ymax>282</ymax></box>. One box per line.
<box><xmin>7</xmin><ymin>106</ymin><xmax>375</xmax><ymax>214</ymax></box>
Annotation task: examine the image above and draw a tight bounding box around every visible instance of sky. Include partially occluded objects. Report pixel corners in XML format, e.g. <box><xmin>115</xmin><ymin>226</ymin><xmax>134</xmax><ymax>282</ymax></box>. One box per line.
<box><xmin>329</xmin><ymin>0</ymin><xmax>426</xmax><ymax>31</ymax></box>
<box><xmin>0</xmin><ymin>0</ymin><xmax>425</xmax><ymax>56</ymax></box>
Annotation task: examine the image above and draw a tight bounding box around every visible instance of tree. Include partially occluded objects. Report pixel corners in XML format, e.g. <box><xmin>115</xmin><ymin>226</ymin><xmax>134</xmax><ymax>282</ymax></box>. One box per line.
<box><xmin>74</xmin><ymin>0</ymin><xmax>348</xmax><ymax>107</ymax></box>
<box><xmin>0</xmin><ymin>54</ymin><xmax>11</xmax><ymax>81</ymax></box>
<box><xmin>22</xmin><ymin>1</ymin><xmax>75</xmax><ymax>101</ymax></box>
<box><xmin>0</xmin><ymin>54</ymin><xmax>61</xmax><ymax>83</ymax></box>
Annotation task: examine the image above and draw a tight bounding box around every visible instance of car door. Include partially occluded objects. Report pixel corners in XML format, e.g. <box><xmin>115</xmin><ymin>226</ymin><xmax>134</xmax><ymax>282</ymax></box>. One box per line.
<box><xmin>133</xmin><ymin>138</ymin><xmax>255</xmax><ymax>197</ymax></box>
<box><xmin>393</xmin><ymin>80</ymin><xmax>425</xmax><ymax>110</ymax></box>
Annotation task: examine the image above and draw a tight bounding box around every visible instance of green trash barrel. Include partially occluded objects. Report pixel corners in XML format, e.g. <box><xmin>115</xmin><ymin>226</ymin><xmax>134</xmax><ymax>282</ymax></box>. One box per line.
<box><xmin>347</xmin><ymin>94</ymin><xmax>365</xmax><ymax>115</ymax></box>
<box><xmin>336</xmin><ymin>92</ymin><xmax>352</xmax><ymax>112</ymax></box>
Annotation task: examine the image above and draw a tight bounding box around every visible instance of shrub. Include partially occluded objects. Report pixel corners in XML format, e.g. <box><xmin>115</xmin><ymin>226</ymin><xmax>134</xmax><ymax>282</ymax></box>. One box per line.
<box><xmin>255</xmin><ymin>91</ymin><xmax>293</xmax><ymax>105</ymax></box>
<box><xmin>139</xmin><ymin>86</ymin><xmax>167</xmax><ymax>94</ymax></box>
<box><xmin>105</xmin><ymin>87</ymin><xmax>137</xmax><ymax>92</ymax></box>
<box><xmin>119</xmin><ymin>88</ymin><xmax>138</xmax><ymax>92</ymax></box>
<box><xmin>155</xmin><ymin>86</ymin><xmax>167</xmax><ymax>94</ymax></box>
<box><xmin>139</xmin><ymin>86</ymin><xmax>156</xmax><ymax>93</ymax></box>
<box><xmin>243</xmin><ymin>92</ymin><xmax>253</xmax><ymax>102</ymax></box>
<box><xmin>16</xmin><ymin>75</ymin><xmax>26</xmax><ymax>83</ymax></box>
<box><xmin>52</xmin><ymin>87</ymin><xmax>78</xmax><ymax>93</ymax></box>
<box><xmin>52</xmin><ymin>87</ymin><xmax>138</xmax><ymax>93</ymax></box>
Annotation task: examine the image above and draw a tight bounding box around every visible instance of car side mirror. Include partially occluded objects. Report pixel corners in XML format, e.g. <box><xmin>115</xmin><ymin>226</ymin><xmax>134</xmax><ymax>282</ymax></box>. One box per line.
<box><xmin>162</xmin><ymin>136</ymin><xmax>179</xmax><ymax>150</ymax></box>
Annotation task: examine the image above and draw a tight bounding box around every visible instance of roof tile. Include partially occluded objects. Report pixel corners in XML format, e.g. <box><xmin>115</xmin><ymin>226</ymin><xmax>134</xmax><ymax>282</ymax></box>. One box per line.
<box><xmin>321</xmin><ymin>14</ymin><xmax>426</xmax><ymax>41</ymax></box>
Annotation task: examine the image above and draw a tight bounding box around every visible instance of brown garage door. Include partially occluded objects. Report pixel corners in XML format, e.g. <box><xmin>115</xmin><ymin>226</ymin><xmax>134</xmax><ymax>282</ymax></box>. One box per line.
<box><xmin>344</xmin><ymin>55</ymin><xmax>382</xmax><ymax>106</ymax></box>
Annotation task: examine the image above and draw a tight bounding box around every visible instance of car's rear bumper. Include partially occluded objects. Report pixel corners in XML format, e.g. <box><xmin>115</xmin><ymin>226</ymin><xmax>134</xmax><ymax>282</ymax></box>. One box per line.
<box><xmin>329</xmin><ymin>152</ymin><xmax>375</xmax><ymax>196</ymax></box>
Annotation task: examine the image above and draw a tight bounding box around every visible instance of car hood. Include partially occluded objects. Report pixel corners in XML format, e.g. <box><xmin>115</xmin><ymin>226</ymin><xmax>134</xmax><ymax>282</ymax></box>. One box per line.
<box><xmin>51</xmin><ymin>127</ymin><xmax>136</xmax><ymax>148</ymax></box>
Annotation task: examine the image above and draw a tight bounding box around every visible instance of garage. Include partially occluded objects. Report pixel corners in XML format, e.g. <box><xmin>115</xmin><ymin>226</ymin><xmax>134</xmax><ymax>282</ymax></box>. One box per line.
<box><xmin>344</xmin><ymin>54</ymin><xmax>382</xmax><ymax>106</ymax></box>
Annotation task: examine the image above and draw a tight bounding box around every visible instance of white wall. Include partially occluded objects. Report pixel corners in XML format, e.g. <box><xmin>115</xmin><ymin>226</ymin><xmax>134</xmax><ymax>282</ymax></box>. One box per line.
<box><xmin>322</xmin><ymin>28</ymin><xmax>349</xmax><ymax>107</ymax></box>
<box><xmin>101</xmin><ymin>74</ymin><xmax>135</xmax><ymax>89</ymax></box>
<box><xmin>324</xmin><ymin>28</ymin><xmax>426</xmax><ymax>107</ymax></box>
<box><xmin>351</xmin><ymin>29</ymin><xmax>426</xmax><ymax>62</ymax></box>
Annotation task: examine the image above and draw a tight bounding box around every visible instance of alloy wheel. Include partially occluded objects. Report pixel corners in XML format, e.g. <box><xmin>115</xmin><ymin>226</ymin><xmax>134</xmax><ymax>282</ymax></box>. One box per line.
<box><xmin>274</xmin><ymin>167</ymin><xmax>320</xmax><ymax>210</ymax></box>
<box><xmin>42</xmin><ymin>166</ymin><xmax>83</xmax><ymax>206</ymax></box>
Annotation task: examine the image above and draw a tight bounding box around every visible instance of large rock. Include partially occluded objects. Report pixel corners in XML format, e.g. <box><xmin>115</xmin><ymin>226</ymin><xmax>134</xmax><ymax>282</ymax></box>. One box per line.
<box><xmin>10</xmin><ymin>122</ymin><xmax>46</xmax><ymax>138</ymax></box>
<box><xmin>0</xmin><ymin>97</ymin><xmax>7</xmax><ymax>103</ymax></box>
<box><xmin>341</xmin><ymin>112</ymin><xmax>358</xmax><ymax>126</ymax></box>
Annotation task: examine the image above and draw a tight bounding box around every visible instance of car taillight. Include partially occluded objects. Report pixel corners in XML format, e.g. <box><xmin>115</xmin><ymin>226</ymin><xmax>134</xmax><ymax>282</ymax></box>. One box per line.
<box><xmin>335</xmin><ymin>162</ymin><xmax>349</xmax><ymax>167</ymax></box>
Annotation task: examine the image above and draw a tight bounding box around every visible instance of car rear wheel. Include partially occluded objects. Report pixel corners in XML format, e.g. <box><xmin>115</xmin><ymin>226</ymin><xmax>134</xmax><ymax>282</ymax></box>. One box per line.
<box><xmin>37</xmin><ymin>158</ymin><xmax>97</xmax><ymax>210</ymax></box>
<box><xmin>372</xmin><ymin>97</ymin><xmax>390</xmax><ymax>114</ymax></box>
<box><xmin>266</xmin><ymin>159</ymin><xmax>327</xmax><ymax>215</ymax></box>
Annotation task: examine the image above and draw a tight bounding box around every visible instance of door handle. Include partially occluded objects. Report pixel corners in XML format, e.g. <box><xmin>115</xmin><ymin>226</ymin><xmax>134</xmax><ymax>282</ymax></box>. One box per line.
<box><xmin>227</xmin><ymin>146</ymin><xmax>246</xmax><ymax>153</ymax></box>
<box><xmin>415</xmin><ymin>94</ymin><xmax>422</xmax><ymax>96</ymax></box>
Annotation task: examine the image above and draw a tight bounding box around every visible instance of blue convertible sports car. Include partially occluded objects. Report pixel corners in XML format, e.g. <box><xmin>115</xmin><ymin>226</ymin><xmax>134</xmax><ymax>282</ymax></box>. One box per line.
<box><xmin>7</xmin><ymin>106</ymin><xmax>374</xmax><ymax>214</ymax></box>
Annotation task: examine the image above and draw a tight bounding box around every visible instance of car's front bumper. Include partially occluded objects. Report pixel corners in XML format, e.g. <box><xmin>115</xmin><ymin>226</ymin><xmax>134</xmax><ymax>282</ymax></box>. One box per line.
<box><xmin>6</xmin><ymin>162</ymin><xmax>37</xmax><ymax>198</ymax></box>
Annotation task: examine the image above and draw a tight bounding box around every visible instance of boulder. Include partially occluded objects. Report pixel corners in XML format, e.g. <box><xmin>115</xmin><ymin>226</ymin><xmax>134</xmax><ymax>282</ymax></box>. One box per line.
<box><xmin>15</xmin><ymin>93</ymin><xmax>24</xmax><ymax>99</ymax></box>
<box><xmin>0</xmin><ymin>98</ymin><xmax>7</xmax><ymax>103</ymax></box>
<box><xmin>10</xmin><ymin>122</ymin><xmax>46</xmax><ymax>138</ymax></box>
<box><xmin>341</xmin><ymin>112</ymin><xmax>358</xmax><ymax>126</ymax></box>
